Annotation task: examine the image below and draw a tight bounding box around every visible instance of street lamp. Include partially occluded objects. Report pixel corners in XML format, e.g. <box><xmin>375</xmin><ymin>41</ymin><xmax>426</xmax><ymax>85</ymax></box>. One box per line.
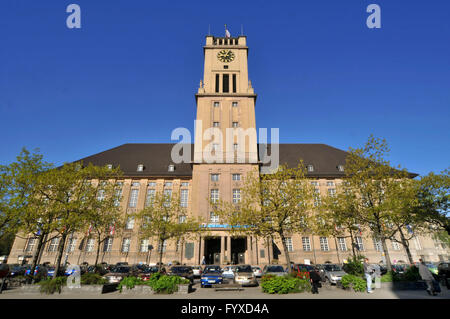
<box><xmin>146</xmin><ymin>245</ymin><xmax>153</xmax><ymax>265</ymax></box>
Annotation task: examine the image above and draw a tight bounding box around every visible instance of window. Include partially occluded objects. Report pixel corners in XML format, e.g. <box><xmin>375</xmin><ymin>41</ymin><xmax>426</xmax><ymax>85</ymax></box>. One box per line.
<box><xmin>373</xmin><ymin>237</ymin><xmax>383</xmax><ymax>252</ymax></box>
<box><xmin>103</xmin><ymin>237</ymin><xmax>113</xmax><ymax>252</ymax></box>
<box><xmin>48</xmin><ymin>238</ymin><xmax>60</xmax><ymax>252</ymax></box>
<box><xmin>215</xmin><ymin>75</ymin><xmax>219</xmax><ymax>93</ymax></box>
<box><xmin>214</xmin><ymin>101</ymin><xmax>220</xmax><ymax>107</ymax></box>
<box><xmin>223</xmin><ymin>65</ymin><xmax>228</xmax><ymax>69</ymax></box>
<box><xmin>114</xmin><ymin>187</ymin><xmax>123</xmax><ymax>207</ymax></box>
<box><xmin>232</xmin><ymin>174</ymin><xmax>241</xmax><ymax>181</ymax></box>
<box><xmin>168</xmin><ymin>165</ymin><xmax>175</xmax><ymax>172</ymax></box>
<box><xmin>158</xmin><ymin>240</ymin><xmax>167</xmax><ymax>253</ymax></box>
<box><xmin>213</xmin><ymin>122</ymin><xmax>219</xmax><ymax>127</ymax></box>
<box><xmin>121</xmin><ymin>238</ymin><xmax>131</xmax><ymax>253</ymax></box>
<box><xmin>181</xmin><ymin>182</ymin><xmax>189</xmax><ymax>187</ymax></box>
<box><xmin>180</xmin><ymin>189</ymin><xmax>189</xmax><ymax>207</ymax></box>
<box><xmin>106</xmin><ymin>164</ymin><xmax>113</xmax><ymax>170</ymax></box>
<box><xmin>211</xmin><ymin>174</ymin><xmax>219</xmax><ymax>182</ymax></box>
<box><xmin>137</xmin><ymin>164</ymin><xmax>144</xmax><ymax>172</ymax></box>
<box><xmin>326</xmin><ymin>181</ymin><xmax>334</xmax><ymax>187</ymax></box>
<box><xmin>338</xmin><ymin>237</ymin><xmax>347</xmax><ymax>251</ymax></box>
<box><xmin>232</xmin><ymin>101</ymin><xmax>238</xmax><ymax>107</ymax></box>
<box><xmin>307</xmin><ymin>165</ymin><xmax>314</xmax><ymax>172</ymax></box>
<box><xmin>232</xmin><ymin>74</ymin><xmax>236</xmax><ymax>93</ymax></box>
<box><xmin>223</xmin><ymin>74</ymin><xmax>229</xmax><ymax>93</ymax></box>
<box><xmin>97</xmin><ymin>189</ymin><xmax>105</xmax><ymax>201</ymax></box>
<box><xmin>310</xmin><ymin>181</ymin><xmax>319</xmax><ymax>186</ymax></box>
<box><xmin>210</xmin><ymin>212</ymin><xmax>219</xmax><ymax>223</ymax></box>
<box><xmin>25</xmin><ymin>238</ymin><xmax>37</xmax><ymax>253</ymax></box>
<box><xmin>148</xmin><ymin>182</ymin><xmax>156</xmax><ymax>187</ymax></box>
<box><xmin>164</xmin><ymin>182</ymin><xmax>172</xmax><ymax>188</ymax></box>
<box><xmin>302</xmin><ymin>237</ymin><xmax>311</xmax><ymax>251</ymax></box>
<box><xmin>284</xmin><ymin>237</ymin><xmax>293</xmax><ymax>252</ymax></box>
<box><xmin>179</xmin><ymin>215</ymin><xmax>186</xmax><ymax>223</ymax></box>
<box><xmin>140</xmin><ymin>239</ymin><xmax>149</xmax><ymax>252</ymax></box>
<box><xmin>163</xmin><ymin>189</ymin><xmax>172</xmax><ymax>207</ymax></box>
<box><xmin>68</xmin><ymin>237</ymin><xmax>77</xmax><ymax>252</ymax></box>
<box><xmin>86</xmin><ymin>238</ymin><xmax>95</xmax><ymax>252</ymax></box>
<box><xmin>328</xmin><ymin>188</ymin><xmax>336</xmax><ymax>197</ymax></box>
<box><xmin>232</xmin><ymin>189</ymin><xmax>241</xmax><ymax>203</ymax></box>
<box><xmin>233</xmin><ymin>143</ymin><xmax>238</xmax><ymax>151</ymax></box>
<box><xmin>313</xmin><ymin>188</ymin><xmax>321</xmax><ymax>207</ymax></box>
<box><xmin>338</xmin><ymin>165</ymin><xmax>344</xmax><ymax>172</ymax></box>
<box><xmin>145</xmin><ymin>189</ymin><xmax>156</xmax><ymax>207</ymax></box>
<box><xmin>232</xmin><ymin>122</ymin><xmax>238</xmax><ymax>128</ymax></box>
<box><xmin>212</xmin><ymin>143</ymin><xmax>219</xmax><ymax>151</ymax></box>
<box><xmin>176</xmin><ymin>239</ymin><xmax>182</xmax><ymax>252</ymax></box>
<box><xmin>320</xmin><ymin>237</ymin><xmax>329</xmax><ymax>251</ymax></box>
<box><xmin>128</xmin><ymin>189</ymin><xmax>139</xmax><ymax>208</ymax></box>
<box><xmin>392</xmin><ymin>241</ymin><xmax>401</xmax><ymax>250</ymax></box>
<box><xmin>210</xmin><ymin>189</ymin><xmax>219</xmax><ymax>203</ymax></box>
<box><xmin>356</xmin><ymin>236</ymin><xmax>365</xmax><ymax>251</ymax></box>
<box><xmin>125</xmin><ymin>216</ymin><xmax>135</xmax><ymax>230</ymax></box>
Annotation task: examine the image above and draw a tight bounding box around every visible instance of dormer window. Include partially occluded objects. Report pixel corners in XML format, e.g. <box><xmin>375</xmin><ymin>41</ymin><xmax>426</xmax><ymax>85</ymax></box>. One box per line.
<box><xmin>307</xmin><ymin>165</ymin><xmax>314</xmax><ymax>172</ymax></box>
<box><xmin>168</xmin><ymin>165</ymin><xmax>175</xmax><ymax>172</ymax></box>
<box><xmin>137</xmin><ymin>164</ymin><xmax>144</xmax><ymax>172</ymax></box>
<box><xmin>214</xmin><ymin>101</ymin><xmax>220</xmax><ymax>107</ymax></box>
<box><xmin>338</xmin><ymin>165</ymin><xmax>344</xmax><ymax>172</ymax></box>
<box><xmin>106</xmin><ymin>164</ymin><xmax>113</xmax><ymax>170</ymax></box>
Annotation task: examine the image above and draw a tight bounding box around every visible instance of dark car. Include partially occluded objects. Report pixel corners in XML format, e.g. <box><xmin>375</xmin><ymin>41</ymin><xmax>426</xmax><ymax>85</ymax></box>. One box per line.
<box><xmin>391</xmin><ymin>264</ymin><xmax>408</xmax><ymax>274</ymax></box>
<box><xmin>200</xmin><ymin>265</ymin><xmax>223</xmax><ymax>288</ymax></box>
<box><xmin>102</xmin><ymin>266</ymin><xmax>132</xmax><ymax>284</ymax></box>
<box><xmin>136</xmin><ymin>265</ymin><xmax>162</xmax><ymax>281</ymax></box>
<box><xmin>167</xmin><ymin>266</ymin><xmax>194</xmax><ymax>283</ymax></box>
<box><xmin>437</xmin><ymin>261</ymin><xmax>450</xmax><ymax>289</ymax></box>
<box><xmin>293</xmin><ymin>264</ymin><xmax>315</xmax><ymax>279</ymax></box>
<box><xmin>9</xmin><ymin>264</ymin><xmax>27</xmax><ymax>277</ymax></box>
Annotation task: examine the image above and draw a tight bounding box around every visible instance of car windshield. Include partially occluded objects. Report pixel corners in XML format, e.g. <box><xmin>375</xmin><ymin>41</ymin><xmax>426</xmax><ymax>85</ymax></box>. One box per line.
<box><xmin>297</xmin><ymin>265</ymin><xmax>314</xmax><ymax>271</ymax></box>
<box><xmin>113</xmin><ymin>266</ymin><xmax>130</xmax><ymax>273</ymax></box>
<box><xmin>267</xmin><ymin>266</ymin><xmax>284</xmax><ymax>272</ymax></box>
<box><xmin>171</xmin><ymin>267</ymin><xmax>191</xmax><ymax>273</ymax></box>
<box><xmin>323</xmin><ymin>265</ymin><xmax>342</xmax><ymax>271</ymax></box>
<box><xmin>204</xmin><ymin>266</ymin><xmax>221</xmax><ymax>273</ymax></box>
<box><xmin>236</xmin><ymin>265</ymin><xmax>252</xmax><ymax>273</ymax></box>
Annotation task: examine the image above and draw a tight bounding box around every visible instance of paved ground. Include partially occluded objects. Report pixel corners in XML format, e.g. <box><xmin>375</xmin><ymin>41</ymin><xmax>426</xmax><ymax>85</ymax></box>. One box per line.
<box><xmin>1</xmin><ymin>280</ymin><xmax>449</xmax><ymax>299</ymax></box>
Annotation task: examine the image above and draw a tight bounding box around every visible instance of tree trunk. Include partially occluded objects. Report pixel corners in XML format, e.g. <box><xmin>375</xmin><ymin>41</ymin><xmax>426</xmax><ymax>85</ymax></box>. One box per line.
<box><xmin>53</xmin><ymin>232</ymin><xmax>68</xmax><ymax>279</ymax></box>
<box><xmin>158</xmin><ymin>248</ymin><xmax>164</xmax><ymax>272</ymax></box>
<box><xmin>349</xmin><ymin>230</ymin><xmax>356</xmax><ymax>257</ymax></box>
<box><xmin>380</xmin><ymin>236</ymin><xmax>392</xmax><ymax>270</ymax></box>
<box><xmin>94</xmin><ymin>237</ymin><xmax>102</xmax><ymax>267</ymax></box>
<box><xmin>398</xmin><ymin>228</ymin><xmax>414</xmax><ymax>264</ymax></box>
<box><xmin>279</xmin><ymin>234</ymin><xmax>291</xmax><ymax>271</ymax></box>
<box><xmin>30</xmin><ymin>233</ymin><xmax>45</xmax><ymax>283</ymax></box>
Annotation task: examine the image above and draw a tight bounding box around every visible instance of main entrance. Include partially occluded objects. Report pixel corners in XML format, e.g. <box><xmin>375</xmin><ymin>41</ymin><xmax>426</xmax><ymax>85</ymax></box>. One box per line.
<box><xmin>231</xmin><ymin>237</ymin><xmax>246</xmax><ymax>265</ymax></box>
<box><xmin>204</xmin><ymin>237</ymin><xmax>221</xmax><ymax>265</ymax></box>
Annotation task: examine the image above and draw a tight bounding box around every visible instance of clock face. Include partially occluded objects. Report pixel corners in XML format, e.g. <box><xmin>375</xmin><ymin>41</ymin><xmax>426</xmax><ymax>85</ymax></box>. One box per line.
<box><xmin>217</xmin><ymin>50</ymin><xmax>235</xmax><ymax>63</ymax></box>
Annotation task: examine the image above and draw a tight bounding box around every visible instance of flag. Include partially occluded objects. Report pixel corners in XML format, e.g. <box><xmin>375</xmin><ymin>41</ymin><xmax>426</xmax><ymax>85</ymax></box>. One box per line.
<box><xmin>357</xmin><ymin>224</ymin><xmax>362</xmax><ymax>236</ymax></box>
<box><xmin>109</xmin><ymin>224</ymin><xmax>115</xmax><ymax>236</ymax></box>
<box><xmin>225</xmin><ymin>29</ymin><xmax>231</xmax><ymax>38</ymax></box>
<box><xmin>86</xmin><ymin>224</ymin><xmax>92</xmax><ymax>236</ymax></box>
<box><xmin>406</xmin><ymin>224</ymin><xmax>414</xmax><ymax>234</ymax></box>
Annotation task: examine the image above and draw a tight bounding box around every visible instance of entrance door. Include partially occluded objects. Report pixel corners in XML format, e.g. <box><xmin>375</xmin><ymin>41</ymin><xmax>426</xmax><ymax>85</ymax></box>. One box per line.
<box><xmin>231</xmin><ymin>237</ymin><xmax>247</xmax><ymax>265</ymax></box>
<box><xmin>205</xmin><ymin>237</ymin><xmax>221</xmax><ymax>264</ymax></box>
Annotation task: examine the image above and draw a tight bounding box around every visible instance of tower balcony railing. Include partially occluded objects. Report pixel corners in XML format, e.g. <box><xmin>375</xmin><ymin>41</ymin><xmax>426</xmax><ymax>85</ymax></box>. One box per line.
<box><xmin>213</xmin><ymin>37</ymin><xmax>240</xmax><ymax>46</ymax></box>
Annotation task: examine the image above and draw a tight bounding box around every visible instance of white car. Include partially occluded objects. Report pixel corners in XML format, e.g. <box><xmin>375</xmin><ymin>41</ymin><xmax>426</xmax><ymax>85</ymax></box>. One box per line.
<box><xmin>252</xmin><ymin>266</ymin><xmax>263</xmax><ymax>278</ymax></box>
<box><xmin>222</xmin><ymin>266</ymin><xmax>237</xmax><ymax>279</ymax></box>
<box><xmin>192</xmin><ymin>266</ymin><xmax>202</xmax><ymax>278</ymax></box>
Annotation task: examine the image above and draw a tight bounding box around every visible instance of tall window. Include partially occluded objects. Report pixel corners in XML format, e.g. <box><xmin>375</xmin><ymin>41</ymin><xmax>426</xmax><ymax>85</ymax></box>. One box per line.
<box><xmin>114</xmin><ymin>186</ymin><xmax>123</xmax><ymax>207</ymax></box>
<box><xmin>179</xmin><ymin>215</ymin><xmax>186</xmax><ymax>223</ymax></box>
<box><xmin>211</xmin><ymin>174</ymin><xmax>219</xmax><ymax>182</ymax></box>
<box><xmin>210</xmin><ymin>212</ymin><xmax>219</xmax><ymax>223</ymax></box>
<box><xmin>215</xmin><ymin>74</ymin><xmax>219</xmax><ymax>93</ymax></box>
<box><xmin>121</xmin><ymin>238</ymin><xmax>131</xmax><ymax>253</ymax></box>
<box><xmin>314</xmin><ymin>188</ymin><xmax>321</xmax><ymax>207</ymax></box>
<box><xmin>129</xmin><ymin>189</ymin><xmax>139</xmax><ymax>208</ymax></box>
<box><xmin>97</xmin><ymin>189</ymin><xmax>105</xmax><ymax>201</ymax></box>
<box><xmin>158</xmin><ymin>240</ymin><xmax>167</xmax><ymax>253</ymax></box>
<box><xmin>125</xmin><ymin>216</ymin><xmax>135</xmax><ymax>230</ymax></box>
<box><xmin>180</xmin><ymin>189</ymin><xmax>189</xmax><ymax>207</ymax></box>
<box><xmin>232</xmin><ymin>174</ymin><xmax>241</xmax><ymax>181</ymax></box>
<box><xmin>210</xmin><ymin>189</ymin><xmax>219</xmax><ymax>203</ymax></box>
<box><xmin>232</xmin><ymin>74</ymin><xmax>237</xmax><ymax>93</ymax></box>
<box><xmin>392</xmin><ymin>241</ymin><xmax>401</xmax><ymax>250</ymax></box>
<box><xmin>356</xmin><ymin>236</ymin><xmax>365</xmax><ymax>251</ymax></box>
<box><xmin>86</xmin><ymin>238</ymin><xmax>95</xmax><ymax>252</ymax></box>
<box><xmin>284</xmin><ymin>237</ymin><xmax>293</xmax><ymax>252</ymax></box>
<box><xmin>373</xmin><ymin>237</ymin><xmax>383</xmax><ymax>252</ymax></box>
<box><xmin>145</xmin><ymin>189</ymin><xmax>156</xmax><ymax>207</ymax></box>
<box><xmin>103</xmin><ymin>237</ymin><xmax>113</xmax><ymax>252</ymax></box>
<box><xmin>25</xmin><ymin>238</ymin><xmax>37</xmax><ymax>253</ymax></box>
<box><xmin>233</xmin><ymin>143</ymin><xmax>238</xmax><ymax>151</ymax></box>
<box><xmin>163</xmin><ymin>189</ymin><xmax>172</xmax><ymax>207</ymax></box>
<box><xmin>302</xmin><ymin>237</ymin><xmax>311</xmax><ymax>251</ymax></box>
<box><xmin>48</xmin><ymin>238</ymin><xmax>60</xmax><ymax>252</ymax></box>
<box><xmin>140</xmin><ymin>239</ymin><xmax>149</xmax><ymax>252</ymax></box>
<box><xmin>319</xmin><ymin>237</ymin><xmax>329</xmax><ymax>251</ymax></box>
<box><xmin>326</xmin><ymin>181</ymin><xmax>335</xmax><ymax>187</ymax></box>
<box><xmin>67</xmin><ymin>237</ymin><xmax>77</xmax><ymax>252</ymax></box>
<box><xmin>232</xmin><ymin>189</ymin><xmax>241</xmax><ymax>203</ymax></box>
<box><xmin>328</xmin><ymin>188</ymin><xmax>336</xmax><ymax>197</ymax></box>
<box><xmin>337</xmin><ymin>237</ymin><xmax>347</xmax><ymax>251</ymax></box>
<box><xmin>223</xmin><ymin>74</ymin><xmax>229</xmax><ymax>92</ymax></box>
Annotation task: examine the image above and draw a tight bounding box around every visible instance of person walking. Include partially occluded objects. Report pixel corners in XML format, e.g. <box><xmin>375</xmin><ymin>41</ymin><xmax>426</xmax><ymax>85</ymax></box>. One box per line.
<box><xmin>418</xmin><ymin>259</ymin><xmax>437</xmax><ymax>296</ymax></box>
<box><xmin>309</xmin><ymin>267</ymin><xmax>322</xmax><ymax>294</ymax></box>
<box><xmin>363</xmin><ymin>258</ymin><xmax>373</xmax><ymax>293</ymax></box>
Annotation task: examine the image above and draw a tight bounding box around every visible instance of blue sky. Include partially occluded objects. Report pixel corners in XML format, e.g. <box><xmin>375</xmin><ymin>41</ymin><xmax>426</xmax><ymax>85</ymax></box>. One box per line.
<box><xmin>0</xmin><ymin>0</ymin><xmax>449</xmax><ymax>177</ymax></box>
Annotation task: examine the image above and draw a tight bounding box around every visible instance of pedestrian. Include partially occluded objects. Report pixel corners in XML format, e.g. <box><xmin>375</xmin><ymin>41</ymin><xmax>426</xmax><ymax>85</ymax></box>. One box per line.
<box><xmin>373</xmin><ymin>264</ymin><xmax>381</xmax><ymax>289</ymax></box>
<box><xmin>418</xmin><ymin>259</ymin><xmax>437</xmax><ymax>296</ymax></box>
<box><xmin>310</xmin><ymin>267</ymin><xmax>322</xmax><ymax>294</ymax></box>
<box><xmin>363</xmin><ymin>258</ymin><xmax>373</xmax><ymax>293</ymax></box>
<box><xmin>201</xmin><ymin>256</ymin><xmax>206</xmax><ymax>265</ymax></box>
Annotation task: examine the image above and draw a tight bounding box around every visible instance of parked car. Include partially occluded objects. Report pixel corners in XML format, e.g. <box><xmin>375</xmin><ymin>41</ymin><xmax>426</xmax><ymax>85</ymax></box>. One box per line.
<box><xmin>167</xmin><ymin>266</ymin><xmax>194</xmax><ymax>283</ymax></box>
<box><xmin>102</xmin><ymin>266</ymin><xmax>132</xmax><ymax>283</ymax></box>
<box><xmin>137</xmin><ymin>265</ymin><xmax>162</xmax><ymax>281</ymax></box>
<box><xmin>252</xmin><ymin>266</ymin><xmax>263</xmax><ymax>278</ymax></box>
<box><xmin>437</xmin><ymin>261</ymin><xmax>450</xmax><ymax>289</ymax></box>
<box><xmin>222</xmin><ymin>266</ymin><xmax>237</xmax><ymax>279</ymax></box>
<box><xmin>292</xmin><ymin>264</ymin><xmax>315</xmax><ymax>278</ymax></box>
<box><xmin>200</xmin><ymin>266</ymin><xmax>223</xmax><ymax>287</ymax></box>
<box><xmin>192</xmin><ymin>266</ymin><xmax>203</xmax><ymax>278</ymax></box>
<box><xmin>262</xmin><ymin>265</ymin><xmax>286</xmax><ymax>277</ymax></box>
<box><xmin>318</xmin><ymin>264</ymin><xmax>346</xmax><ymax>284</ymax></box>
<box><xmin>233</xmin><ymin>264</ymin><xmax>258</xmax><ymax>287</ymax></box>
<box><xmin>9</xmin><ymin>265</ymin><xmax>27</xmax><ymax>277</ymax></box>
<box><xmin>391</xmin><ymin>264</ymin><xmax>408</xmax><ymax>274</ymax></box>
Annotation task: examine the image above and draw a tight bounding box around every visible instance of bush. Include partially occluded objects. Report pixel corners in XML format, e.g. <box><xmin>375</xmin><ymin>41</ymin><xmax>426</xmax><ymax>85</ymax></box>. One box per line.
<box><xmin>117</xmin><ymin>276</ymin><xmax>144</xmax><ymax>292</ymax></box>
<box><xmin>402</xmin><ymin>266</ymin><xmax>420</xmax><ymax>282</ymax></box>
<box><xmin>342</xmin><ymin>255</ymin><xmax>364</xmax><ymax>276</ymax></box>
<box><xmin>341</xmin><ymin>274</ymin><xmax>366</xmax><ymax>292</ymax></box>
<box><xmin>381</xmin><ymin>271</ymin><xmax>394</xmax><ymax>282</ymax></box>
<box><xmin>148</xmin><ymin>275</ymin><xmax>190</xmax><ymax>294</ymax></box>
<box><xmin>261</xmin><ymin>274</ymin><xmax>276</xmax><ymax>283</ymax></box>
<box><xmin>261</xmin><ymin>275</ymin><xmax>311</xmax><ymax>294</ymax></box>
<box><xmin>80</xmin><ymin>273</ymin><xmax>106</xmax><ymax>285</ymax></box>
<box><xmin>38</xmin><ymin>277</ymin><xmax>67</xmax><ymax>294</ymax></box>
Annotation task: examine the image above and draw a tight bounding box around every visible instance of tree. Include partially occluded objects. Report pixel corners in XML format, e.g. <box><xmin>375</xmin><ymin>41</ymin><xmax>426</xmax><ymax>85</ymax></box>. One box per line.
<box><xmin>213</xmin><ymin>163</ymin><xmax>315</xmax><ymax>268</ymax></box>
<box><xmin>135</xmin><ymin>191</ymin><xmax>202</xmax><ymax>272</ymax></box>
<box><xmin>415</xmin><ymin>170</ymin><xmax>450</xmax><ymax>235</ymax></box>
<box><xmin>344</xmin><ymin>135</ymin><xmax>412</xmax><ymax>270</ymax></box>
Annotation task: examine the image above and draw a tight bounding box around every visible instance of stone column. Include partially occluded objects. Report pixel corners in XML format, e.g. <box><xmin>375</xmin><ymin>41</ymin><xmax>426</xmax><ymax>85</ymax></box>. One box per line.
<box><xmin>227</xmin><ymin>236</ymin><xmax>232</xmax><ymax>264</ymax></box>
<box><xmin>220</xmin><ymin>236</ymin><xmax>225</xmax><ymax>266</ymax></box>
